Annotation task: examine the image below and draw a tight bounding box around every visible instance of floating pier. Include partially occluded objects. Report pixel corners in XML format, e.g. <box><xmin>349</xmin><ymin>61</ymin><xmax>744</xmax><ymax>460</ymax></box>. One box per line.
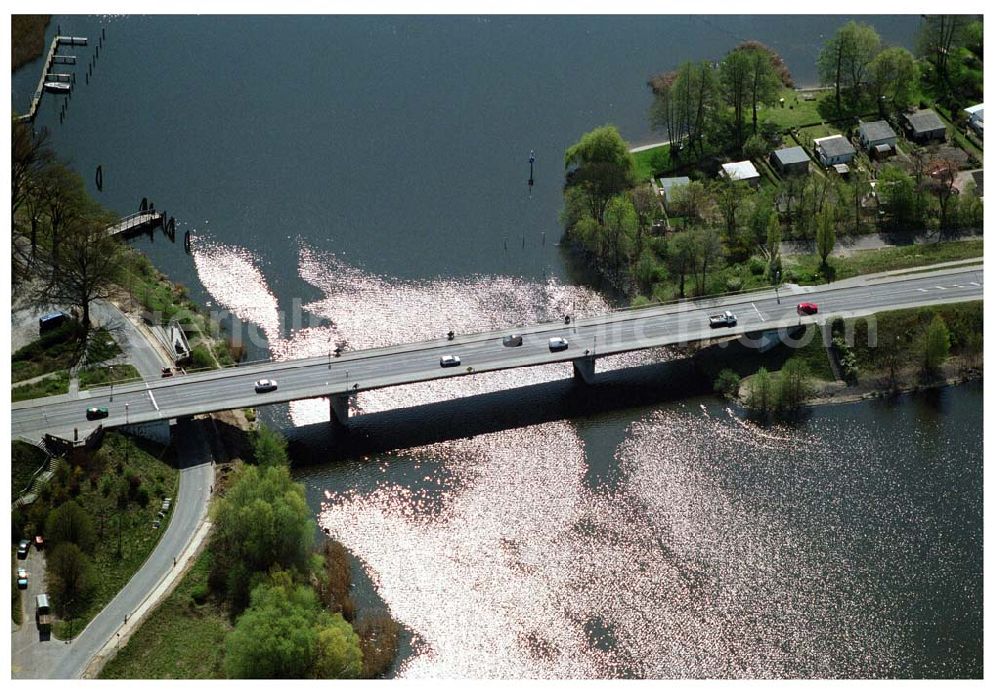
<box><xmin>105</xmin><ymin>210</ymin><xmax>166</xmax><ymax>239</ymax></box>
<box><xmin>16</xmin><ymin>35</ymin><xmax>87</xmax><ymax>123</ymax></box>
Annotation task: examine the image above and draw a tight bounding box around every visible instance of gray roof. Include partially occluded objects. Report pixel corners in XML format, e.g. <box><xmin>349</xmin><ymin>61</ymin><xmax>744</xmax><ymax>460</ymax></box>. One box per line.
<box><xmin>720</xmin><ymin>160</ymin><xmax>760</xmax><ymax>181</ymax></box>
<box><xmin>859</xmin><ymin>120</ymin><xmax>896</xmax><ymax>142</ymax></box>
<box><xmin>905</xmin><ymin>109</ymin><xmax>946</xmax><ymax>134</ymax></box>
<box><xmin>659</xmin><ymin>176</ymin><xmax>691</xmax><ymax>196</ymax></box>
<box><xmin>814</xmin><ymin>135</ymin><xmax>856</xmax><ymax>158</ymax></box>
<box><xmin>772</xmin><ymin>146</ymin><xmax>810</xmax><ymax>166</ymax></box>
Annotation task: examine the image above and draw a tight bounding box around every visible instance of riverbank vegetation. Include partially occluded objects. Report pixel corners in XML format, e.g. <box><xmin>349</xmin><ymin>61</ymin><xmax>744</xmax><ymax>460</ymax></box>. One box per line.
<box><xmin>696</xmin><ymin>300</ymin><xmax>982</xmax><ymax>418</ymax></box>
<box><xmin>562</xmin><ymin>16</ymin><xmax>982</xmax><ymax>304</ymax></box>
<box><xmin>11</xmin><ymin>15</ymin><xmax>50</xmax><ymax>71</ymax></box>
<box><xmin>101</xmin><ymin>426</ymin><xmax>402</xmax><ymax>679</ymax></box>
<box><xmin>10</xmin><ymin>433</ymin><xmax>179</xmax><ymax>639</ymax></box>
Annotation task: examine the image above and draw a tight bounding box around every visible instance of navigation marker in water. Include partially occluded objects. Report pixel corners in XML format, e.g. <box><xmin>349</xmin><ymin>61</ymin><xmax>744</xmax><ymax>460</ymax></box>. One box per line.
<box><xmin>528</xmin><ymin>149</ymin><xmax>535</xmax><ymax>197</ymax></box>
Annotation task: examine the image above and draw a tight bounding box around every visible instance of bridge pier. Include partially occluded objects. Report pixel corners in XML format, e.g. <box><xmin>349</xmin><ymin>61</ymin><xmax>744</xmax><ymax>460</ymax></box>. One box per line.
<box><xmin>329</xmin><ymin>393</ymin><xmax>350</xmax><ymax>428</ymax></box>
<box><xmin>573</xmin><ymin>356</ymin><xmax>596</xmax><ymax>385</ymax></box>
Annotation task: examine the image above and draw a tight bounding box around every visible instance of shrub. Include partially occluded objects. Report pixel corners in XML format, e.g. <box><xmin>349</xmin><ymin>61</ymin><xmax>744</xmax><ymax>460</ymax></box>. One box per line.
<box><xmin>726</xmin><ymin>276</ymin><xmax>744</xmax><ymax>292</ymax></box>
<box><xmin>748</xmin><ymin>257</ymin><xmax>766</xmax><ymax>276</ymax></box>
<box><xmin>135</xmin><ymin>485</ymin><xmax>151</xmax><ymax>509</ymax></box>
<box><xmin>189</xmin><ymin>344</ymin><xmax>216</xmax><ymax>370</ymax></box>
<box><xmin>713</xmin><ymin>369</ymin><xmax>741</xmax><ymax>397</ymax></box>
<box><xmin>45</xmin><ymin>500</ymin><xmax>97</xmax><ymax>554</ymax></box>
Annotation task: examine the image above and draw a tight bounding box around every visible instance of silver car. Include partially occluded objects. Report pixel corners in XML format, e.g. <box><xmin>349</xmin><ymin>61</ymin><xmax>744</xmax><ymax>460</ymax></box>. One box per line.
<box><xmin>254</xmin><ymin>378</ymin><xmax>278</xmax><ymax>393</ymax></box>
<box><xmin>548</xmin><ymin>337</ymin><xmax>569</xmax><ymax>352</ymax></box>
<box><xmin>440</xmin><ymin>355</ymin><xmax>461</xmax><ymax>368</ymax></box>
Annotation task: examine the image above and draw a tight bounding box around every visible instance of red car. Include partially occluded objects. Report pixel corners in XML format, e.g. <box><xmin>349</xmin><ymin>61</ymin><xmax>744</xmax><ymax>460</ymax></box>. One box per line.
<box><xmin>797</xmin><ymin>302</ymin><xmax>819</xmax><ymax>315</ymax></box>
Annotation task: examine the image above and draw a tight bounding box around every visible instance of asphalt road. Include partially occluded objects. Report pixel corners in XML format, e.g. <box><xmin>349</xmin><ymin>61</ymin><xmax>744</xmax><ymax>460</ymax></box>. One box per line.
<box><xmin>11</xmin><ymin>264</ymin><xmax>983</xmax><ymax>442</ymax></box>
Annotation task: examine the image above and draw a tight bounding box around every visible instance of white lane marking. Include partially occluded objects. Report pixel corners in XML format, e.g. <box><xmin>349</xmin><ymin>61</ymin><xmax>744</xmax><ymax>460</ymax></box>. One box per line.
<box><xmin>918</xmin><ymin>288</ymin><xmax>929</xmax><ymax>292</ymax></box>
<box><xmin>148</xmin><ymin>389</ymin><xmax>160</xmax><ymax>411</ymax></box>
<box><xmin>751</xmin><ymin>302</ymin><xmax>765</xmax><ymax>321</ymax></box>
<box><xmin>935</xmin><ymin>285</ymin><xmax>947</xmax><ymax>290</ymax></box>
<box><xmin>971</xmin><ymin>282</ymin><xmax>980</xmax><ymax>286</ymax></box>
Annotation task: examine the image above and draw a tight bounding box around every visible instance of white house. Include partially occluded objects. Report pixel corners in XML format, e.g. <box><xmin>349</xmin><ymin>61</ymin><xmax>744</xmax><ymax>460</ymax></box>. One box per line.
<box><xmin>719</xmin><ymin>160</ymin><xmax>760</xmax><ymax>186</ymax></box>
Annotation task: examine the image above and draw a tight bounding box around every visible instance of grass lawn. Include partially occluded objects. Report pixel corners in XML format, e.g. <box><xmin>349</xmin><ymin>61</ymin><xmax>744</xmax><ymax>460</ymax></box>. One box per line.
<box><xmin>758</xmin><ymin>88</ymin><xmax>823</xmax><ymax>129</ymax></box>
<box><xmin>100</xmin><ymin>549</ymin><xmax>230</xmax><ymax>679</ymax></box>
<box><xmin>632</xmin><ymin>144</ymin><xmax>670</xmax><ymax>182</ymax></box>
<box><xmin>12</xmin><ymin>321</ymin><xmax>84</xmax><ymax>382</ymax></box>
<box><xmin>12</xmin><ymin>371</ymin><xmax>70</xmax><ymax>402</ymax></box>
<box><xmin>78</xmin><ymin>364</ymin><xmax>141</xmax><ymax>389</ymax></box>
<box><xmin>783</xmin><ymin>238</ymin><xmax>983</xmax><ymax>285</ymax></box>
<box><xmin>50</xmin><ymin>433</ymin><xmax>179</xmax><ymax>640</ymax></box>
<box><xmin>12</xmin><ymin>441</ymin><xmax>49</xmax><ymax>502</ymax></box>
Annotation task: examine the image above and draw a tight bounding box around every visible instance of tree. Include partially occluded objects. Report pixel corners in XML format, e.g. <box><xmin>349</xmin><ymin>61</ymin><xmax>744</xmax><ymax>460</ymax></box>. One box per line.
<box><xmin>867</xmin><ymin>47</ymin><xmax>917</xmax><ymax>114</ymax></box>
<box><xmin>252</xmin><ymin>426</ymin><xmax>289</xmax><ymax>468</ymax></box>
<box><xmin>714</xmin><ymin>178</ymin><xmax>750</xmax><ymax>250</ymax></box>
<box><xmin>45</xmin><ymin>500</ymin><xmax>97</xmax><ymax>554</ymax></box>
<box><xmin>36</xmin><ymin>213</ymin><xmax>123</xmax><ymax>330</ymax></box>
<box><xmin>747</xmin><ymin>367</ymin><xmax>771</xmax><ymax>414</ymax></box>
<box><xmin>313</xmin><ymin>613</ymin><xmax>364</xmax><ymax>679</ymax></box>
<box><xmin>630</xmin><ymin>185</ymin><xmax>659</xmax><ymax>259</ymax></box>
<box><xmin>816</xmin><ymin>207</ymin><xmax>836</xmax><ymax>268</ymax></box>
<box><xmin>924</xmin><ymin>159</ymin><xmax>960</xmax><ymax>236</ymax></box>
<box><xmin>818</xmin><ymin>22</ymin><xmax>882</xmax><ymax>111</ymax></box>
<box><xmin>955</xmin><ymin>181</ymin><xmax>983</xmax><ymax>230</ymax></box>
<box><xmin>11</xmin><ymin>119</ymin><xmax>52</xmax><ymax>231</ymax></box>
<box><xmin>713</xmin><ymin>369</ymin><xmax>741</xmax><ymax>397</ymax></box>
<box><xmin>649</xmin><ymin>61</ymin><xmax>719</xmax><ymax>161</ymax></box>
<box><xmin>666</xmin><ymin>229</ymin><xmax>698</xmax><ymax>298</ymax></box>
<box><xmin>604</xmin><ymin>194</ymin><xmax>638</xmax><ymax>280</ymax></box>
<box><xmin>878</xmin><ymin>165</ymin><xmax>920</xmax><ymax>232</ymax></box>
<box><xmin>921</xmin><ymin>314</ymin><xmax>951</xmax><ymax>375</ymax></box>
<box><xmin>735</xmin><ymin>42</ymin><xmax>783</xmax><ymax>136</ymax></box>
<box><xmin>209</xmin><ymin>455</ymin><xmax>314</xmax><ymax>611</ymax></box>
<box><xmin>918</xmin><ymin>15</ymin><xmax>973</xmax><ymax>89</ymax></box>
<box><xmin>777</xmin><ymin>358</ymin><xmax>812</xmax><ymax>410</ymax></box>
<box><xmin>764</xmin><ymin>210</ymin><xmax>782</xmax><ymax>273</ymax></box>
<box><xmin>46</xmin><ymin>542</ymin><xmax>97</xmax><ymax>615</ymax></box>
<box><xmin>719</xmin><ymin>48</ymin><xmax>754</xmax><ymax>150</ymax></box>
<box><xmin>669</xmin><ymin>180</ymin><xmax>713</xmax><ymax>226</ymax></box>
<box><xmin>564</xmin><ymin>126</ymin><xmax>635</xmax><ymax>225</ymax></box>
<box><xmin>693</xmin><ymin>228</ymin><xmax>722</xmax><ymax>295</ymax></box>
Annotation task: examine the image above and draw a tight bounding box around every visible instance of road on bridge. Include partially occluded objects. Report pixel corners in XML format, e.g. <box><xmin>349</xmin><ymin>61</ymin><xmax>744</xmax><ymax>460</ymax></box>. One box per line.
<box><xmin>11</xmin><ymin>264</ymin><xmax>983</xmax><ymax>442</ymax></box>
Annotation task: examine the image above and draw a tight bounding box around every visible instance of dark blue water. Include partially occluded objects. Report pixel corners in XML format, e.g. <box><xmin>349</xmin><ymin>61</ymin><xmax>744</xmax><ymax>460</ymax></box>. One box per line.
<box><xmin>14</xmin><ymin>15</ymin><xmax>981</xmax><ymax>679</ymax></box>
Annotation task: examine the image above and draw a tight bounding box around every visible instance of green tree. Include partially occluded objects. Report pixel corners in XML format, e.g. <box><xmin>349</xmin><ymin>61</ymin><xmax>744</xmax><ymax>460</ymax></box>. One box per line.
<box><xmin>921</xmin><ymin>314</ymin><xmax>951</xmax><ymax>375</ymax></box>
<box><xmin>669</xmin><ymin>180</ymin><xmax>712</xmax><ymax>226</ymax></box>
<box><xmin>46</xmin><ymin>542</ymin><xmax>97</xmax><ymax>615</ymax></box>
<box><xmin>764</xmin><ymin>210</ymin><xmax>782</xmax><ymax>273</ymax></box>
<box><xmin>818</xmin><ymin>21</ymin><xmax>882</xmax><ymax>111</ymax></box>
<box><xmin>252</xmin><ymin>426</ymin><xmax>289</xmax><ymax>468</ymax></box>
<box><xmin>713</xmin><ymin>369</ymin><xmax>741</xmax><ymax>397</ymax></box>
<box><xmin>735</xmin><ymin>42</ymin><xmax>783</xmax><ymax>136</ymax></box>
<box><xmin>878</xmin><ymin>165</ymin><xmax>920</xmax><ymax>232</ymax></box>
<box><xmin>693</xmin><ymin>227</ymin><xmax>722</xmax><ymax>295</ymax></box>
<box><xmin>649</xmin><ymin>61</ymin><xmax>719</xmax><ymax>161</ymax></box>
<box><xmin>747</xmin><ymin>367</ymin><xmax>771</xmax><ymax>414</ymax></box>
<box><xmin>45</xmin><ymin>500</ymin><xmax>97</xmax><ymax>554</ymax></box>
<box><xmin>564</xmin><ymin>126</ymin><xmax>635</xmax><ymax>225</ymax></box>
<box><xmin>714</xmin><ymin>178</ymin><xmax>751</xmax><ymax>251</ymax></box>
<box><xmin>777</xmin><ymin>358</ymin><xmax>812</xmax><ymax>410</ymax></box>
<box><xmin>867</xmin><ymin>47</ymin><xmax>917</xmax><ymax>114</ymax></box>
<box><xmin>209</xmin><ymin>453</ymin><xmax>314</xmax><ymax>610</ymax></box>
<box><xmin>816</xmin><ymin>207</ymin><xmax>836</xmax><ymax>268</ymax></box>
<box><xmin>666</xmin><ymin>229</ymin><xmax>698</xmax><ymax>298</ymax></box>
<box><xmin>604</xmin><ymin>194</ymin><xmax>638</xmax><ymax>279</ymax></box>
<box><xmin>918</xmin><ymin>15</ymin><xmax>973</xmax><ymax>90</ymax></box>
<box><xmin>719</xmin><ymin>48</ymin><xmax>755</xmax><ymax>150</ymax></box>
<box><xmin>955</xmin><ymin>182</ymin><xmax>983</xmax><ymax>230</ymax></box>
<box><xmin>313</xmin><ymin>613</ymin><xmax>364</xmax><ymax>679</ymax></box>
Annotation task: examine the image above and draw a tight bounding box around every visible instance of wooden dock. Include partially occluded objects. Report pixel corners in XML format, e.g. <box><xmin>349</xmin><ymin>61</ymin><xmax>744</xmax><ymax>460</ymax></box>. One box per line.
<box><xmin>16</xmin><ymin>35</ymin><xmax>87</xmax><ymax>123</ymax></box>
<box><xmin>105</xmin><ymin>210</ymin><xmax>166</xmax><ymax>238</ymax></box>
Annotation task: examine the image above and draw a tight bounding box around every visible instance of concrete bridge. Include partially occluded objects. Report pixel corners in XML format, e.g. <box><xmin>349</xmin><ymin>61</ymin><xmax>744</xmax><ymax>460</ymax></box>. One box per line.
<box><xmin>10</xmin><ymin>264</ymin><xmax>982</xmax><ymax>443</ymax></box>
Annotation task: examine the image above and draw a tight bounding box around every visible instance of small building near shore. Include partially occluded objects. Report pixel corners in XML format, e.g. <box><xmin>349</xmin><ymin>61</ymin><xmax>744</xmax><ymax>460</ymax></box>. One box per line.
<box><xmin>719</xmin><ymin>160</ymin><xmax>760</xmax><ymax>186</ymax></box>
<box><xmin>903</xmin><ymin>109</ymin><xmax>947</xmax><ymax>143</ymax></box>
<box><xmin>770</xmin><ymin>146</ymin><xmax>810</xmax><ymax>175</ymax></box>
<box><xmin>859</xmin><ymin>120</ymin><xmax>897</xmax><ymax>153</ymax></box>
<box><xmin>813</xmin><ymin>134</ymin><xmax>856</xmax><ymax>167</ymax></box>
<box><xmin>658</xmin><ymin>176</ymin><xmax>691</xmax><ymax>208</ymax></box>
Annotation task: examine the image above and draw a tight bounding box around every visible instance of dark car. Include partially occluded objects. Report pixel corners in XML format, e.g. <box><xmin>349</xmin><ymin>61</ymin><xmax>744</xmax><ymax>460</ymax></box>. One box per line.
<box><xmin>503</xmin><ymin>334</ymin><xmax>523</xmax><ymax>347</ymax></box>
<box><xmin>161</xmin><ymin>367</ymin><xmax>173</xmax><ymax>378</ymax></box>
<box><xmin>17</xmin><ymin>540</ymin><xmax>30</xmax><ymax>559</ymax></box>
<box><xmin>86</xmin><ymin>406</ymin><xmax>109</xmax><ymax>420</ymax></box>
<box><xmin>708</xmin><ymin>311</ymin><xmax>737</xmax><ymax>328</ymax></box>
<box><xmin>797</xmin><ymin>302</ymin><xmax>819</xmax><ymax>315</ymax></box>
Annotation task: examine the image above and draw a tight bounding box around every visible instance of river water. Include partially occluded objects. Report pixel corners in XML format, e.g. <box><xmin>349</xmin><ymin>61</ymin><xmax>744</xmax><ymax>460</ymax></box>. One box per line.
<box><xmin>13</xmin><ymin>14</ymin><xmax>981</xmax><ymax>678</ymax></box>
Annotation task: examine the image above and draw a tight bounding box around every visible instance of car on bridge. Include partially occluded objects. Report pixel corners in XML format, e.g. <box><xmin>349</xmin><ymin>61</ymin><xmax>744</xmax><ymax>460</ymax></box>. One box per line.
<box><xmin>503</xmin><ymin>334</ymin><xmax>523</xmax><ymax>347</ymax></box>
<box><xmin>440</xmin><ymin>355</ymin><xmax>462</xmax><ymax>367</ymax></box>
<box><xmin>709</xmin><ymin>311</ymin><xmax>737</xmax><ymax>328</ymax></box>
<box><xmin>797</xmin><ymin>302</ymin><xmax>819</xmax><ymax>315</ymax></box>
<box><xmin>254</xmin><ymin>379</ymin><xmax>278</xmax><ymax>393</ymax></box>
<box><xmin>86</xmin><ymin>406</ymin><xmax>109</xmax><ymax>420</ymax></box>
<box><xmin>548</xmin><ymin>337</ymin><xmax>569</xmax><ymax>352</ymax></box>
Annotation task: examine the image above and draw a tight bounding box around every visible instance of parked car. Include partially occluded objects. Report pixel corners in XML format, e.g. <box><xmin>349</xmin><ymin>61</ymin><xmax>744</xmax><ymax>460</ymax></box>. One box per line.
<box><xmin>797</xmin><ymin>302</ymin><xmax>819</xmax><ymax>315</ymax></box>
<box><xmin>17</xmin><ymin>568</ymin><xmax>28</xmax><ymax>590</ymax></box>
<box><xmin>548</xmin><ymin>337</ymin><xmax>569</xmax><ymax>352</ymax></box>
<box><xmin>161</xmin><ymin>367</ymin><xmax>173</xmax><ymax>377</ymax></box>
<box><xmin>17</xmin><ymin>540</ymin><xmax>30</xmax><ymax>559</ymax></box>
<box><xmin>503</xmin><ymin>334</ymin><xmax>523</xmax><ymax>347</ymax></box>
<box><xmin>709</xmin><ymin>311</ymin><xmax>737</xmax><ymax>328</ymax></box>
<box><xmin>440</xmin><ymin>355</ymin><xmax>461</xmax><ymax>368</ymax></box>
<box><xmin>34</xmin><ymin>535</ymin><xmax>44</xmax><ymax>550</ymax></box>
<box><xmin>86</xmin><ymin>406</ymin><xmax>109</xmax><ymax>420</ymax></box>
<box><xmin>254</xmin><ymin>379</ymin><xmax>278</xmax><ymax>393</ymax></box>
<box><xmin>38</xmin><ymin>310</ymin><xmax>70</xmax><ymax>334</ymax></box>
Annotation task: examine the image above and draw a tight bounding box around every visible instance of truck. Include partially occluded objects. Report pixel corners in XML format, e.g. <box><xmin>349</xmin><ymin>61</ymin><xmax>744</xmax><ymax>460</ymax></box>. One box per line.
<box><xmin>35</xmin><ymin>593</ymin><xmax>52</xmax><ymax>634</ymax></box>
<box><xmin>708</xmin><ymin>310</ymin><xmax>737</xmax><ymax>328</ymax></box>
